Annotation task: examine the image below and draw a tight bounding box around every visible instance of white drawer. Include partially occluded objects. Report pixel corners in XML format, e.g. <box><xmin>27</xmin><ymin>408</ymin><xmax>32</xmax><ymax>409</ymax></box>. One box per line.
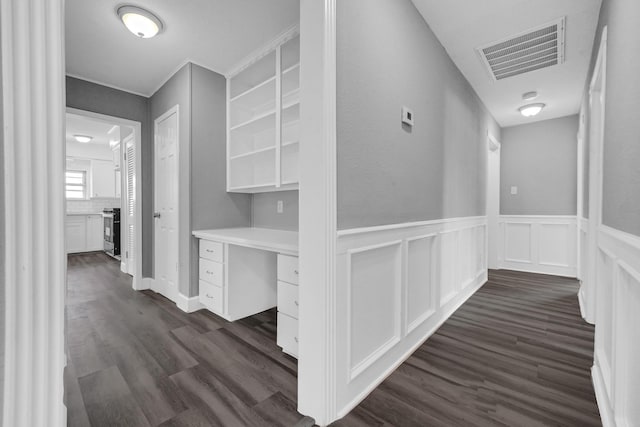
<box><xmin>277</xmin><ymin>254</ymin><xmax>299</xmax><ymax>285</ymax></box>
<box><xmin>199</xmin><ymin>281</ymin><xmax>223</xmax><ymax>313</ymax></box>
<box><xmin>277</xmin><ymin>281</ymin><xmax>299</xmax><ymax>319</ymax></box>
<box><xmin>200</xmin><ymin>240</ymin><xmax>223</xmax><ymax>263</ymax></box>
<box><xmin>277</xmin><ymin>312</ymin><xmax>298</xmax><ymax>358</ymax></box>
<box><xmin>199</xmin><ymin>258</ymin><xmax>223</xmax><ymax>286</ymax></box>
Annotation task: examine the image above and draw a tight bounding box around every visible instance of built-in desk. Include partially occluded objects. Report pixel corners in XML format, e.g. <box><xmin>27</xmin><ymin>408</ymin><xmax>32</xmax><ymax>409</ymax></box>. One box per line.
<box><xmin>192</xmin><ymin>227</ymin><xmax>300</xmax><ymax>357</ymax></box>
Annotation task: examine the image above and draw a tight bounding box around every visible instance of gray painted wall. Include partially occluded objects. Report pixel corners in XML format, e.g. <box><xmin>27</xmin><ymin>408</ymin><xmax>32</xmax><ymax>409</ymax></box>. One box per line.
<box><xmin>65</xmin><ymin>76</ymin><xmax>153</xmax><ymax>276</ymax></box>
<box><xmin>190</xmin><ymin>64</ymin><xmax>252</xmax><ymax>296</ymax></box>
<box><xmin>150</xmin><ymin>64</ymin><xmax>192</xmax><ymax>297</ymax></box>
<box><xmin>586</xmin><ymin>0</ymin><xmax>640</xmax><ymax>236</ymax></box>
<box><xmin>336</xmin><ymin>0</ymin><xmax>499</xmax><ymax>229</ymax></box>
<box><xmin>252</xmin><ymin>190</ymin><xmax>299</xmax><ymax>231</ymax></box>
<box><xmin>500</xmin><ymin>115</ymin><xmax>578</xmax><ymax>216</ymax></box>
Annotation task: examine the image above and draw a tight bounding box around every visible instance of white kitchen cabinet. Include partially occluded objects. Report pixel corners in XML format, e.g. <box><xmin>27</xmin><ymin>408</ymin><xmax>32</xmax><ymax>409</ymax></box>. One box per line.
<box><xmin>66</xmin><ymin>214</ymin><xmax>104</xmax><ymax>253</ymax></box>
<box><xmin>86</xmin><ymin>215</ymin><xmax>104</xmax><ymax>251</ymax></box>
<box><xmin>66</xmin><ymin>216</ymin><xmax>87</xmax><ymax>253</ymax></box>
<box><xmin>227</xmin><ymin>32</ymin><xmax>300</xmax><ymax>193</ymax></box>
<box><xmin>91</xmin><ymin>160</ymin><xmax>116</xmax><ymax>198</ymax></box>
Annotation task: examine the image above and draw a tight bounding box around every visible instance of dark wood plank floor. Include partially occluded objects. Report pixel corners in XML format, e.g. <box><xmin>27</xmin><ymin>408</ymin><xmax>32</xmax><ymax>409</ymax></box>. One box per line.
<box><xmin>66</xmin><ymin>253</ymin><xmax>600</xmax><ymax>427</ymax></box>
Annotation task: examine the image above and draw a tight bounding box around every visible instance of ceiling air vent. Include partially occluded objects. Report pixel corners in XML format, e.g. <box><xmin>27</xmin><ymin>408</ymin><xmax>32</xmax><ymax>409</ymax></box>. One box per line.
<box><xmin>477</xmin><ymin>17</ymin><xmax>566</xmax><ymax>81</ymax></box>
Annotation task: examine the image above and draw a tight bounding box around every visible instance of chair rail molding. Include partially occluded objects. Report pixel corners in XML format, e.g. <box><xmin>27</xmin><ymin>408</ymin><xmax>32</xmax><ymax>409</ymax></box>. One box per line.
<box><xmin>498</xmin><ymin>215</ymin><xmax>578</xmax><ymax>278</ymax></box>
<box><xmin>1</xmin><ymin>0</ymin><xmax>67</xmax><ymax>425</ymax></box>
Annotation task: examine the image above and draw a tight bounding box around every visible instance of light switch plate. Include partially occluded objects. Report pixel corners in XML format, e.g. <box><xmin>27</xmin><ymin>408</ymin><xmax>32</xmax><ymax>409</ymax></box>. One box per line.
<box><xmin>277</xmin><ymin>200</ymin><xmax>283</xmax><ymax>213</ymax></box>
<box><xmin>511</xmin><ymin>186</ymin><xmax>518</xmax><ymax>195</ymax></box>
<box><xmin>402</xmin><ymin>106</ymin><xmax>414</xmax><ymax>126</ymax></box>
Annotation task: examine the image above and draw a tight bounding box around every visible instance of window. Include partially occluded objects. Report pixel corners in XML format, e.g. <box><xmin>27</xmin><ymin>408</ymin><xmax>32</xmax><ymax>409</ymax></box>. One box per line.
<box><xmin>66</xmin><ymin>170</ymin><xmax>87</xmax><ymax>199</ymax></box>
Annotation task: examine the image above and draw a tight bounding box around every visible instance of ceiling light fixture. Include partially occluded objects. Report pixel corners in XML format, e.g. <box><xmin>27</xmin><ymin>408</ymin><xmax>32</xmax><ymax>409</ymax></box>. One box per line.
<box><xmin>74</xmin><ymin>135</ymin><xmax>93</xmax><ymax>143</ymax></box>
<box><xmin>522</xmin><ymin>91</ymin><xmax>538</xmax><ymax>101</ymax></box>
<box><xmin>519</xmin><ymin>103</ymin><xmax>546</xmax><ymax>117</ymax></box>
<box><xmin>117</xmin><ymin>5</ymin><xmax>163</xmax><ymax>39</ymax></box>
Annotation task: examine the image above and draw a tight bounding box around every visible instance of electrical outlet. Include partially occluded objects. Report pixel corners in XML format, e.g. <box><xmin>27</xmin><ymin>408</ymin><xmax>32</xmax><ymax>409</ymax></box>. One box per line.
<box><xmin>277</xmin><ymin>200</ymin><xmax>284</xmax><ymax>213</ymax></box>
<box><xmin>511</xmin><ymin>186</ymin><xmax>518</xmax><ymax>195</ymax></box>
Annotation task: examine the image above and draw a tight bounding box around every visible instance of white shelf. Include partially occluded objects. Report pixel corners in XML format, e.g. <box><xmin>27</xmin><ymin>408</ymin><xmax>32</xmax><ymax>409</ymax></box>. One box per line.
<box><xmin>230</xmin><ymin>145</ymin><xmax>276</xmax><ymax>161</ymax></box>
<box><xmin>230</xmin><ymin>110</ymin><xmax>276</xmax><ymax>133</ymax></box>
<box><xmin>283</xmin><ymin>63</ymin><xmax>300</xmax><ymax>76</ymax></box>
<box><xmin>227</xmin><ymin>33</ymin><xmax>300</xmax><ymax>194</ymax></box>
<box><xmin>230</xmin><ymin>75</ymin><xmax>276</xmax><ymax>104</ymax></box>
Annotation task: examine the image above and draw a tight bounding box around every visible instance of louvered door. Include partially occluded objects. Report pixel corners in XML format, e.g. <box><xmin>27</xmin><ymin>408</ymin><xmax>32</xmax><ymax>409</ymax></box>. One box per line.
<box><xmin>124</xmin><ymin>135</ymin><xmax>136</xmax><ymax>276</ymax></box>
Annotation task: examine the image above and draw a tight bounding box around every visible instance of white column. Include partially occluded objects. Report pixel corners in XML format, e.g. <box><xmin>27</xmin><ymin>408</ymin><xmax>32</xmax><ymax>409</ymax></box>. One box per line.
<box><xmin>298</xmin><ymin>0</ymin><xmax>338</xmax><ymax>425</ymax></box>
<box><xmin>1</xmin><ymin>0</ymin><xmax>67</xmax><ymax>426</ymax></box>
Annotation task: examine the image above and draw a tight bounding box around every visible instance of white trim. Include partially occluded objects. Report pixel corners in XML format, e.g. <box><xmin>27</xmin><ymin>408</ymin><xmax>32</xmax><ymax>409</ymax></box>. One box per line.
<box><xmin>135</xmin><ymin>277</ymin><xmax>153</xmax><ymax>291</ymax></box>
<box><xmin>583</xmin><ymin>26</ymin><xmax>608</xmax><ymax>325</ymax></box>
<box><xmin>297</xmin><ymin>1</ymin><xmax>337</xmax><ymax>424</ymax></box>
<box><xmin>153</xmin><ymin>105</ymin><xmax>181</xmax><ymax>303</ymax></box>
<box><xmin>337</xmin><ymin>215</ymin><xmax>486</xmax><ymax>237</ymax></box>
<box><xmin>498</xmin><ymin>215</ymin><xmax>577</xmax><ymax>277</ymax></box>
<box><xmin>66</xmin><ymin>73</ymin><xmax>149</xmax><ymax>98</ymax></box>
<box><xmin>600</xmin><ymin>224</ymin><xmax>640</xmax><ymax>250</ymax></box>
<box><xmin>176</xmin><ymin>293</ymin><xmax>204</xmax><ymax>313</ymax></box>
<box><xmin>2</xmin><ymin>0</ymin><xmax>67</xmax><ymax>425</ymax></box>
<box><xmin>65</xmin><ymin>108</ymin><xmax>144</xmax><ymax>291</ymax></box>
<box><xmin>592</xmin><ymin>364</ymin><xmax>615</xmax><ymax>427</ymax></box>
<box><xmin>225</xmin><ymin>25</ymin><xmax>300</xmax><ymax>79</ymax></box>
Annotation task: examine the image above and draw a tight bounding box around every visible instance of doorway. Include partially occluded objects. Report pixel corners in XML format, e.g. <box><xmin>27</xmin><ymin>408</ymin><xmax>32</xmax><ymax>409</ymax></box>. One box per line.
<box><xmin>65</xmin><ymin>108</ymin><xmax>143</xmax><ymax>289</ymax></box>
<box><xmin>153</xmin><ymin>105</ymin><xmax>180</xmax><ymax>303</ymax></box>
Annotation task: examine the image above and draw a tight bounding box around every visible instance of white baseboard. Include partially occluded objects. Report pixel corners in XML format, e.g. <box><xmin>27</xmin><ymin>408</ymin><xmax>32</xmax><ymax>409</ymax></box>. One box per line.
<box><xmin>177</xmin><ymin>293</ymin><xmax>204</xmax><ymax>313</ymax></box>
<box><xmin>592</xmin><ymin>363</ymin><xmax>614</xmax><ymax>427</ymax></box>
<box><xmin>133</xmin><ymin>277</ymin><xmax>152</xmax><ymax>291</ymax></box>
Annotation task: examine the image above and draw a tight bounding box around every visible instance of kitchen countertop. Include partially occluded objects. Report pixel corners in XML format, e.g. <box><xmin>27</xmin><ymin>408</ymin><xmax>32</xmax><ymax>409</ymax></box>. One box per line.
<box><xmin>66</xmin><ymin>212</ymin><xmax>104</xmax><ymax>216</ymax></box>
<box><xmin>193</xmin><ymin>227</ymin><xmax>299</xmax><ymax>256</ymax></box>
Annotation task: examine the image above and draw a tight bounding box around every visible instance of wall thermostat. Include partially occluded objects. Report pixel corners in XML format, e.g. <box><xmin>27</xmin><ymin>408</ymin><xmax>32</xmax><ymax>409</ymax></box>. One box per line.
<box><xmin>402</xmin><ymin>106</ymin><xmax>414</xmax><ymax>126</ymax></box>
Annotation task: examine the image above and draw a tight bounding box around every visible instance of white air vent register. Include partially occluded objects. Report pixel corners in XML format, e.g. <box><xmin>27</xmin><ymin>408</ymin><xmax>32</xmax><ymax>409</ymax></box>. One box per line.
<box><xmin>477</xmin><ymin>17</ymin><xmax>566</xmax><ymax>81</ymax></box>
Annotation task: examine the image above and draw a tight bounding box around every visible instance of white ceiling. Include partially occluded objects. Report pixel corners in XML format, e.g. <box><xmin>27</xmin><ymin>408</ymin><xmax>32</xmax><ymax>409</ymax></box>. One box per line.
<box><xmin>412</xmin><ymin>0</ymin><xmax>602</xmax><ymax>127</ymax></box>
<box><xmin>66</xmin><ymin>0</ymin><xmax>299</xmax><ymax>97</ymax></box>
<box><xmin>66</xmin><ymin>113</ymin><xmax>118</xmax><ymax>146</ymax></box>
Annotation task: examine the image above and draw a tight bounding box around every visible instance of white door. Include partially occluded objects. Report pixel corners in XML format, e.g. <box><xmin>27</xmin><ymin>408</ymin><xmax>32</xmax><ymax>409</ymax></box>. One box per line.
<box><xmin>154</xmin><ymin>106</ymin><xmax>179</xmax><ymax>302</ymax></box>
<box><xmin>123</xmin><ymin>133</ymin><xmax>136</xmax><ymax>276</ymax></box>
<box><xmin>487</xmin><ymin>134</ymin><xmax>501</xmax><ymax>270</ymax></box>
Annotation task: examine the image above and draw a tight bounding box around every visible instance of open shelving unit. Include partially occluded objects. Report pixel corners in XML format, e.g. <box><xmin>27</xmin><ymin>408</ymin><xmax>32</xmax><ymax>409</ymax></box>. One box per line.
<box><xmin>227</xmin><ymin>32</ymin><xmax>300</xmax><ymax>193</ymax></box>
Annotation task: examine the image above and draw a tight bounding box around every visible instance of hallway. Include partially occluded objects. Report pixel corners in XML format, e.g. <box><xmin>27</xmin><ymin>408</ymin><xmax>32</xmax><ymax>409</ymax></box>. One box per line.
<box><xmin>65</xmin><ymin>253</ymin><xmax>600</xmax><ymax>426</ymax></box>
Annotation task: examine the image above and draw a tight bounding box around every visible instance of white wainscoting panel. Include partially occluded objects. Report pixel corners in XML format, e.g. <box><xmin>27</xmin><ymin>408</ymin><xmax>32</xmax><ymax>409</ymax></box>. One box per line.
<box><xmin>335</xmin><ymin>216</ymin><xmax>487</xmax><ymax>419</ymax></box>
<box><xmin>592</xmin><ymin>225</ymin><xmax>640</xmax><ymax>427</ymax></box>
<box><xmin>499</xmin><ymin>216</ymin><xmax>577</xmax><ymax>277</ymax></box>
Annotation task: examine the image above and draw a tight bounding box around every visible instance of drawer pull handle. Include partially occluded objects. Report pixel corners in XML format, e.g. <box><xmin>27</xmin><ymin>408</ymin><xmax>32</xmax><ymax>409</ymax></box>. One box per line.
<box><xmin>294</xmin><ymin>300</ymin><xmax>299</xmax><ymax>306</ymax></box>
<box><xmin>206</xmin><ymin>270</ymin><xmax>214</xmax><ymax>275</ymax></box>
<box><xmin>294</xmin><ymin>270</ymin><xmax>299</xmax><ymax>275</ymax></box>
<box><xmin>206</xmin><ymin>249</ymin><xmax>214</xmax><ymax>253</ymax></box>
<box><xmin>206</xmin><ymin>294</ymin><xmax>214</xmax><ymax>299</ymax></box>
<box><xmin>294</xmin><ymin>337</ymin><xmax>298</xmax><ymax>343</ymax></box>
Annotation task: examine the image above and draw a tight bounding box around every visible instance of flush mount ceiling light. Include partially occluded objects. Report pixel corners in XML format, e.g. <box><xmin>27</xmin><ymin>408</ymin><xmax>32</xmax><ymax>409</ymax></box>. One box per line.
<box><xmin>522</xmin><ymin>91</ymin><xmax>538</xmax><ymax>101</ymax></box>
<box><xmin>117</xmin><ymin>5</ymin><xmax>163</xmax><ymax>38</ymax></box>
<box><xmin>519</xmin><ymin>103</ymin><xmax>546</xmax><ymax>117</ymax></box>
<box><xmin>74</xmin><ymin>135</ymin><xmax>93</xmax><ymax>143</ymax></box>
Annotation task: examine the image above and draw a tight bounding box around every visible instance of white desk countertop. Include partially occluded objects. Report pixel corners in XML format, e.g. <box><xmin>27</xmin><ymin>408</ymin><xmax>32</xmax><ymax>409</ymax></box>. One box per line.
<box><xmin>193</xmin><ymin>227</ymin><xmax>299</xmax><ymax>256</ymax></box>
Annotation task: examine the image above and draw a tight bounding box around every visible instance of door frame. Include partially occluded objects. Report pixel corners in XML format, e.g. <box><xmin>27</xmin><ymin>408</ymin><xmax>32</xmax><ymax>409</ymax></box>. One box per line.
<box><xmin>66</xmin><ymin>107</ymin><xmax>144</xmax><ymax>291</ymax></box>
<box><xmin>121</xmin><ymin>131</ymin><xmax>136</xmax><ymax>277</ymax></box>
<box><xmin>153</xmin><ymin>104</ymin><xmax>180</xmax><ymax>303</ymax></box>
<box><xmin>583</xmin><ymin>26</ymin><xmax>608</xmax><ymax>324</ymax></box>
<box><xmin>486</xmin><ymin>132</ymin><xmax>501</xmax><ymax>270</ymax></box>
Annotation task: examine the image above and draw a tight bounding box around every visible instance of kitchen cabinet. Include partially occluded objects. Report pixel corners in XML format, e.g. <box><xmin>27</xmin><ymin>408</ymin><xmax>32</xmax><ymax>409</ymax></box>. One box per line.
<box><xmin>66</xmin><ymin>214</ymin><xmax>103</xmax><ymax>253</ymax></box>
<box><xmin>90</xmin><ymin>160</ymin><xmax>116</xmax><ymax>198</ymax></box>
<box><xmin>66</xmin><ymin>216</ymin><xmax>87</xmax><ymax>253</ymax></box>
<box><xmin>276</xmin><ymin>254</ymin><xmax>299</xmax><ymax>358</ymax></box>
<box><xmin>227</xmin><ymin>32</ymin><xmax>300</xmax><ymax>193</ymax></box>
